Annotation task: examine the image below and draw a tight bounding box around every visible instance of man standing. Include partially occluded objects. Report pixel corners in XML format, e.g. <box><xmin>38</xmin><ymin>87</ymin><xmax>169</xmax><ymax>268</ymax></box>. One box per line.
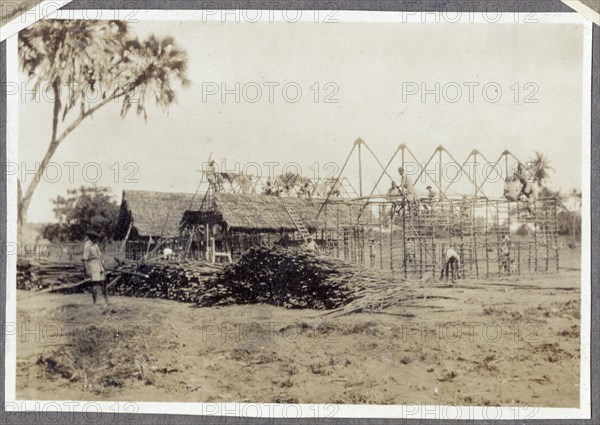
<box><xmin>397</xmin><ymin>167</ymin><xmax>415</xmax><ymax>195</ymax></box>
<box><xmin>83</xmin><ymin>230</ymin><xmax>108</xmax><ymax>305</ymax></box>
<box><xmin>398</xmin><ymin>167</ymin><xmax>419</xmax><ymax>200</ymax></box>
<box><xmin>425</xmin><ymin>185</ymin><xmax>436</xmax><ymax>212</ymax></box>
<box><xmin>398</xmin><ymin>167</ymin><xmax>419</xmax><ymax>214</ymax></box>
<box><xmin>500</xmin><ymin>234</ymin><xmax>511</xmax><ymax>273</ymax></box>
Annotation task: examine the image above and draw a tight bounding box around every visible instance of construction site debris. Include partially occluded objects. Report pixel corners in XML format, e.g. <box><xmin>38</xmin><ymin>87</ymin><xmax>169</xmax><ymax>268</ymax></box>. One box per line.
<box><xmin>18</xmin><ymin>247</ymin><xmax>412</xmax><ymax>312</ymax></box>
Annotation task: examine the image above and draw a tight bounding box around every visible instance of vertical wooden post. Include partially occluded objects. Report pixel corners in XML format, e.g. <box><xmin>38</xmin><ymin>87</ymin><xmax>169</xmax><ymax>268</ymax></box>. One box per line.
<box><xmin>419</xmin><ymin>237</ymin><xmax>423</xmax><ymax>278</ymax></box>
<box><xmin>555</xmin><ymin>200</ymin><xmax>560</xmax><ymax>272</ymax></box>
<box><xmin>379</xmin><ymin>205</ymin><xmax>384</xmax><ymax>270</ymax></box>
<box><xmin>485</xmin><ymin>241</ymin><xmax>489</xmax><ymax>277</ymax></box>
<box><xmin>205</xmin><ymin>223</ymin><xmax>210</xmax><ymax>262</ymax></box>
<box><xmin>438</xmin><ymin>148</ymin><xmax>443</xmax><ymax>196</ymax></box>
<box><xmin>358</xmin><ymin>140</ymin><xmax>363</xmax><ymax>198</ymax></box>
<box><xmin>432</xmin><ymin>240</ymin><xmax>437</xmax><ymax>279</ymax></box>
<box><xmin>361</xmin><ymin>227</ymin><xmax>366</xmax><ymax>266</ymax></box>
<box><xmin>336</xmin><ymin>206</ymin><xmax>340</xmax><ymax>259</ymax></box>
<box><xmin>473</xmin><ymin>151</ymin><xmax>478</xmax><ymax>197</ymax></box>
<box><xmin>534</xmin><ymin>211</ymin><xmax>538</xmax><ymax>272</ymax></box>
<box><xmin>390</xmin><ymin>206</ymin><xmax>395</xmax><ymax>272</ymax></box>
<box><xmin>517</xmin><ymin>241</ymin><xmax>521</xmax><ymax>274</ymax></box>
<box><xmin>485</xmin><ymin>199</ymin><xmax>489</xmax><ymax>277</ymax></box>
<box><xmin>460</xmin><ymin>198</ymin><xmax>465</xmax><ymax>278</ymax></box>
<box><xmin>402</xmin><ymin>204</ymin><xmax>407</xmax><ymax>277</ymax></box>
<box><xmin>119</xmin><ymin>221</ymin><xmax>133</xmax><ymax>258</ymax></box>
<box><xmin>545</xmin><ymin>228</ymin><xmax>550</xmax><ymax>272</ymax></box>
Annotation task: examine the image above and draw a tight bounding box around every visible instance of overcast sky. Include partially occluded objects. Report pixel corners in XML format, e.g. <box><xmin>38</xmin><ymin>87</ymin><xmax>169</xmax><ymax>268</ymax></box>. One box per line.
<box><xmin>18</xmin><ymin>17</ymin><xmax>587</xmax><ymax>223</ymax></box>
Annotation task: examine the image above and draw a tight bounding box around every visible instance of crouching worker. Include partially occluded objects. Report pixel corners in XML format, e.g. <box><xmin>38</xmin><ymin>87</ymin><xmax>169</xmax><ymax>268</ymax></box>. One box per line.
<box><xmin>82</xmin><ymin>230</ymin><xmax>108</xmax><ymax>305</ymax></box>
<box><xmin>440</xmin><ymin>246</ymin><xmax>461</xmax><ymax>283</ymax></box>
<box><xmin>305</xmin><ymin>237</ymin><xmax>319</xmax><ymax>253</ymax></box>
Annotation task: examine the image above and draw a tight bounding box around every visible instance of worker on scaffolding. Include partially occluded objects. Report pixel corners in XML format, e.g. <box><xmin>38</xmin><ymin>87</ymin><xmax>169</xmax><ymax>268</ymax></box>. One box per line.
<box><xmin>329</xmin><ymin>179</ymin><xmax>342</xmax><ymax>198</ymax></box>
<box><xmin>516</xmin><ymin>163</ymin><xmax>529</xmax><ymax>193</ymax></box>
<box><xmin>440</xmin><ymin>245</ymin><xmax>461</xmax><ymax>283</ymax></box>
<box><xmin>424</xmin><ymin>185</ymin><xmax>436</xmax><ymax>213</ymax></box>
<box><xmin>398</xmin><ymin>167</ymin><xmax>419</xmax><ymax>213</ymax></box>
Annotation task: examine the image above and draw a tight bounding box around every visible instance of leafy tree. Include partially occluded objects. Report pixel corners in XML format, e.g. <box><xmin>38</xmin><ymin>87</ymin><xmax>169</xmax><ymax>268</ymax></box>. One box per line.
<box><xmin>18</xmin><ymin>20</ymin><xmax>190</xmax><ymax>228</ymax></box>
<box><xmin>41</xmin><ymin>186</ymin><xmax>119</xmax><ymax>242</ymax></box>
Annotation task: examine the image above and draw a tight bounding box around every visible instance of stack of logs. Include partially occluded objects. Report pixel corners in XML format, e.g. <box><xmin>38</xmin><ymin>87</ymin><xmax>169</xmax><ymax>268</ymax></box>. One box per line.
<box><xmin>17</xmin><ymin>260</ymin><xmax>84</xmax><ymax>291</ymax></box>
<box><xmin>113</xmin><ymin>260</ymin><xmax>222</xmax><ymax>303</ymax></box>
<box><xmin>196</xmin><ymin>246</ymin><xmax>407</xmax><ymax>310</ymax></box>
<box><xmin>17</xmin><ymin>247</ymin><xmax>412</xmax><ymax>312</ymax></box>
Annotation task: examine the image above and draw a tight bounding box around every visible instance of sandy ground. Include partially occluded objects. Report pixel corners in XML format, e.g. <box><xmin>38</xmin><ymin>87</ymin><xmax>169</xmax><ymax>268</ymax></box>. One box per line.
<box><xmin>16</xmin><ymin>250</ymin><xmax>581</xmax><ymax>407</ymax></box>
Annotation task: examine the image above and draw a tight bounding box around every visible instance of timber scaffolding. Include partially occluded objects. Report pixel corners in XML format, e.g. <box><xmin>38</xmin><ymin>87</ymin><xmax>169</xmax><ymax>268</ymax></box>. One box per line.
<box><xmin>185</xmin><ymin>140</ymin><xmax>561</xmax><ymax>276</ymax></box>
<box><xmin>318</xmin><ymin>196</ymin><xmax>560</xmax><ymax>278</ymax></box>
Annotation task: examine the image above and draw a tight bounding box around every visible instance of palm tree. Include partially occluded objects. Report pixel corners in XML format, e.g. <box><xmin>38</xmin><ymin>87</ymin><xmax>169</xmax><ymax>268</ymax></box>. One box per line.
<box><xmin>17</xmin><ymin>20</ymin><xmax>190</xmax><ymax>228</ymax></box>
<box><xmin>529</xmin><ymin>151</ymin><xmax>554</xmax><ymax>186</ymax></box>
<box><xmin>569</xmin><ymin>188</ymin><xmax>582</xmax><ymax>210</ymax></box>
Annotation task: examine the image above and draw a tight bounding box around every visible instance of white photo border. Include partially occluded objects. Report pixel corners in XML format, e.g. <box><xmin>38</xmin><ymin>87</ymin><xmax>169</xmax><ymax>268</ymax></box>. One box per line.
<box><xmin>2</xmin><ymin>4</ymin><xmax>596</xmax><ymax>422</ymax></box>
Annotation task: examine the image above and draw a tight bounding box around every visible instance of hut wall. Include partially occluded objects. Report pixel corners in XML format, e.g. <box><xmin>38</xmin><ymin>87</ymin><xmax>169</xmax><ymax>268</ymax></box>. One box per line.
<box><xmin>125</xmin><ymin>237</ymin><xmax>189</xmax><ymax>260</ymax></box>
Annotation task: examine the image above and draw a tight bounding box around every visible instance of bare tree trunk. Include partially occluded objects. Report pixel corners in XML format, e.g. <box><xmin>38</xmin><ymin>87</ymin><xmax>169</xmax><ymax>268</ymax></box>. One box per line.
<box><xmin>17</xmin><ymin>87</ymin><xmax>120</xmax><ymax>231</ymax></box>
<box><xmin>18</xmin><ymin>80</ymin><xmax>61</xmax><ymax>233</ymax></box>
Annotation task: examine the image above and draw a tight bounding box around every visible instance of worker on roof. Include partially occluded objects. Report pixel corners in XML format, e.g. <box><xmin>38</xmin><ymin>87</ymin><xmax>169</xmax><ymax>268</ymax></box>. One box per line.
<box><xmin>263</xmin><ymin>179</ymin><xmax>273</xmax><ymax>195</ymax></box>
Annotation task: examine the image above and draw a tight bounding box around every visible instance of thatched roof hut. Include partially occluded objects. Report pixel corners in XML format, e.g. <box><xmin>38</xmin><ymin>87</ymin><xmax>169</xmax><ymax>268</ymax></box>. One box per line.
<box><xmin>115</xmin><ymin>190</ymin><xmax>203</xmax><ymax>240</ymax></box>
<box><xmin>183</xmin><ymin>192</ymin><xmax>370</xmax><ymax>233</ymax></box>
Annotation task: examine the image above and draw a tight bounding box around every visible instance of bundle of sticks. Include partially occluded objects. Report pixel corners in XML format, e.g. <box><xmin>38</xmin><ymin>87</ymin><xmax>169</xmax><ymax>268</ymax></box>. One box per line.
<box><xmin>112</xmin><ymin>259</ymin><xmax>222</xmax><ymax>303</ymax></box>
<box><xmin>19</xmin><ymin>248</ymin><xmax>417</xmax><ymax>314</ymax></box>
<box><xmin>18</xmin><ymin>257</ymin><xmax>222</xmax><ymax>301</ymax></box>
<box><xmin>196</xmin><ymin>246</ymin><xmax>408</xmax><ymax>310</ymax></box>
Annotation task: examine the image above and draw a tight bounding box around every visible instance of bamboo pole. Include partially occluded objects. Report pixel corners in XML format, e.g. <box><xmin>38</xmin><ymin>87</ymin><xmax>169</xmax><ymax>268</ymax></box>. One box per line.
<box><xmin>379</xmin><ymin>206</ymin><xmax>384</xmax><ymax>270</ymax></box>
<box><xmin>485</xmin><ymin>198</ymin><xmax>489</xmax><ymax>277</ymax></box>
<box><xmin>119</xmin><ymin>222</ymin><xmax>133</xmax><ymax>257</ymax></box>
<box><xmin>402</xmin><ymin>203</ymin><xmax>406</xmax><ymax>278</ymax></box>
<box><xmin>517</xmin><ymin>242</ymin><xmax>521</xmax><ymax>274</ymax></box>
<box><xmin>358</xmin><ymin>140</ymin><xmax>363</xmax><ymax>197</ymax></box>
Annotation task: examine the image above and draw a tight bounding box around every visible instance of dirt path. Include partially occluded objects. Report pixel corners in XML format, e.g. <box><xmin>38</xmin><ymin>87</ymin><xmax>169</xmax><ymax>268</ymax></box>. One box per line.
<box><xmin>16</xmin><ymin>270</ymin><xmax>580</xmax><ymax>407</ymax></box>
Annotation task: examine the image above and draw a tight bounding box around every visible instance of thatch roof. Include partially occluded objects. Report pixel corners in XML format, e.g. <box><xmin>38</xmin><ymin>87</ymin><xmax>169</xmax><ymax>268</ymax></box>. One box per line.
<box><xmin>115</xmin><ymin>190</ymin><xmax>203</xmax><ymax>239</ymax></box>
<box><xmin>185</xmin><ymin>193</ymin><xmax>372</xmax><ymax>232</ymax></box>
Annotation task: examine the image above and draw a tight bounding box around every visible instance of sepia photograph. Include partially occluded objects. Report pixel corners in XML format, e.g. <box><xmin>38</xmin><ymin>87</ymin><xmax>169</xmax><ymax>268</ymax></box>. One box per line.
<box><xmin>3</xmin><ymin>4</ymin><xmax>594</xmax><ymax>421</ymax></box>
<box><xmin>0</xmin><ymin>1</ymin><xmax>73</xmax><ymax>41</ymax></box>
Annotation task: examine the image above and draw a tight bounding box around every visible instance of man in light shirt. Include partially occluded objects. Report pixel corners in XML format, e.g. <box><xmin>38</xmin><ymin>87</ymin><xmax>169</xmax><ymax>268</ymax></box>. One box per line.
<box><xmin>440</xmin><ymin>246</ymin><xmax>461</xmax><ymax>283</ymax></box>
<box><xmin>82</xmin><ymin>230</ymin><xmax>108</xmax><ymax>304</ymax></box>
